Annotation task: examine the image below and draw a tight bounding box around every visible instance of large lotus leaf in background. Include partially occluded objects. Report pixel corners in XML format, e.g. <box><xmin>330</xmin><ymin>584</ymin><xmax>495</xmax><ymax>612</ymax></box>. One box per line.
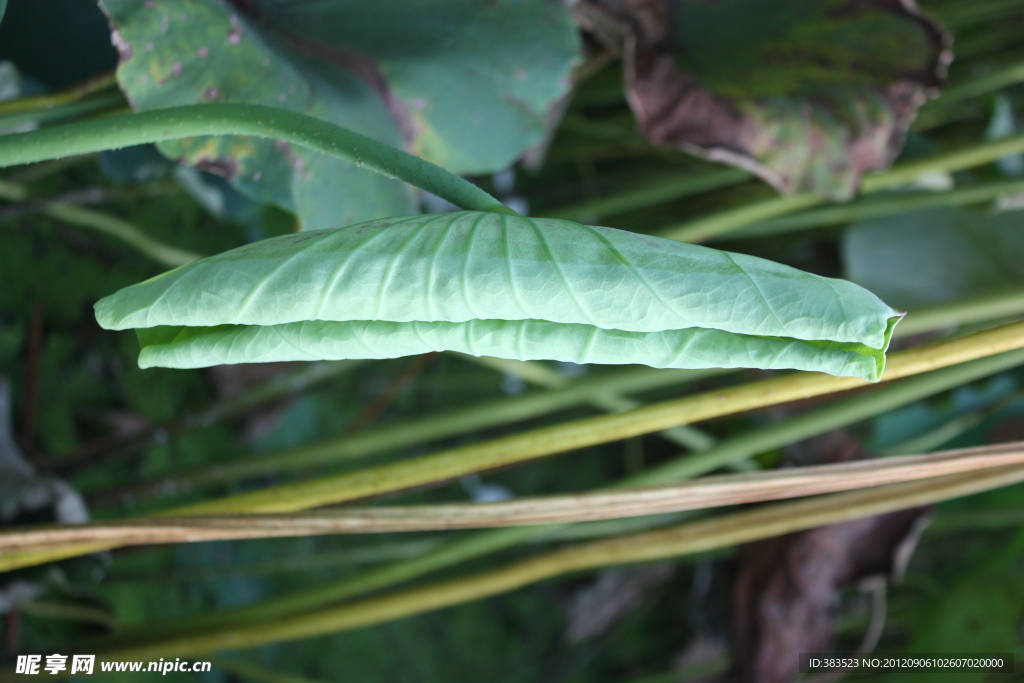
<box><xmin>579</xmin><ymin>0</ymin><xmax>950</xmax><ymax>199</ymax></box>
<box><xmin>843</xmin><ymin>207</ymin><xmax>1024</xmax><ymax>309</ymax></box>
<box><xmin>99</xmin><ymin>0</ymin><xmax>580</xmax><ymax>230</ymax></box>
<box><xmin>95</xmin><ymin>212</ymin><xmax>901</xmax><ymax>380</ymax></box>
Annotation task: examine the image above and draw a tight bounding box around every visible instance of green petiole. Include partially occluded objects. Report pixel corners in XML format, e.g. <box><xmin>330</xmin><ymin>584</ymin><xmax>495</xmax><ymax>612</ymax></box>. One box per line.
<box><xmin>0</xmin><ymin>103</ymin><xmax>513</xmax><ymax>216</ymax></box>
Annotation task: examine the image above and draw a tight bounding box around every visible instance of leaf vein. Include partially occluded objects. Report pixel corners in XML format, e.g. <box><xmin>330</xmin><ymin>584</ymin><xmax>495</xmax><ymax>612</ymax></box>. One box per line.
<box><xmin>723</xmin><ymin>252</ymin><xmax>790</xmax><ymax>337</ymax></box>
<box><xmin>578</xmin><ymin>224</ymin><xmax>698</xmax><ymax>329</ymax></box>
<box><xmin>524</xmin><ymin>217</ymin><xmax>599</xmax><ymax>327</ymax></box>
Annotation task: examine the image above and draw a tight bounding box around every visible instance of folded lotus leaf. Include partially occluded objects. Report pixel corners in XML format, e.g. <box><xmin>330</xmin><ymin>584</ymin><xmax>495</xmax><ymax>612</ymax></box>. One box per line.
<box><xmin>95</xmin><ymin>212</ymin><xmax>902</xmax><ymax>380</ymax></box>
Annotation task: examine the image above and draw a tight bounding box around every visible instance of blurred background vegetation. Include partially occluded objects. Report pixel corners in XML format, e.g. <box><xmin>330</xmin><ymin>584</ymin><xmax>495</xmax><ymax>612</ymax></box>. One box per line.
<box><xmin>1</xmin><ymin>0</ymin><xmax>1024</xmax><ymax>681</ymax></box>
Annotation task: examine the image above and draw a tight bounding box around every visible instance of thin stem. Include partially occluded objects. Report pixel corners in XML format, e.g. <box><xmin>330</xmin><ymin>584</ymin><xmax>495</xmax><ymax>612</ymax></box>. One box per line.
<box><xmin>0</xmin><ymin>183</ymin><xmax>178</xmax><ymax>222</ymax></box>
<box><xmin>0</xmin><ymin>104</ymin><xmax>511</xmax><ymax>215</ymax></box>
<box><xmin>101</xmin><ymin>365</ymin><xmax>721</xmax><ymax>505</ymax></box>
<box><xmin>929</xmin><ymin>0</ymin><xmax>1024</xmax><ymax>29</ymax></box>
<box><xmin>454</xmin><ymin>354</ymin><xmax>571</xmax><ymax>387</ymax></box>
<box><xmin>658</xmin><ymin>194</ymin><xmax>821</xmax><ymax>243</ymax></box>
<box><xmin>861</xmin><ymin>133</ymin><xmax>1024</xmax><ymax>192</ymax></box>
<box><xmin>0</xmin><ymin>178</ymin><xmax>200</xmax><ymax>267</ymax></box>
<box><xmin>343</xmin><ymin>353</ymin><xmax>438</xmax><ymax>435</ymax></box>
<box><xmin>542</xmin><ymin>168</ymin><xmax>748</xmax><ymax>221</ymax></box>
<box><xmin>72</xmin><ymin>465</ymin><xmax>1024</xmax><ymax>662</ymax></box>
<box><xmin>659</xmin><ymin>132</ymin><xmax>1024</xmax><ymax>242</ymax></box>
<box><xmin>107</xmin><ymin>539</ymin><xmax>443</xmax><ymax>584</ymax></box>
<box><xmin>7</xmin><ymin>155</ymin><xmax>96</xmax><ymax>184</ymax></box>
<box><xmin>18</xmin><ymin>601</ymin><xmax>118</xmax><ymax>628</ymax></box>
<box><xmin>930</xmin><ymin>506</ymin><xmax>1024</xmax><ymax>532</ymax></box>
<box><xmin>451</xmin><ymin>356</ymin><xmax>721</xmax><ymax>451</ymax></box>
<box><xmin>881</xmin><ymin>391</ymin><xmax>1024</xmax><ymax>456</ymax></box>
<box><xmin>41</xmin><ymin>203</ymin><xmax>201</xmax><ymax>267</ymax></box>
<box><xmin>728</xmin><ymin>177</ymin><xmax>1024</xmax><ymax>240</ymax></box>
<box><xmin>51</xmin><ymin>360</ymin><xmax>367</xmax><ymax>476</ymax></box>
<box><xmin>922</xmin><ymin>61</ymin><xmax>1024</xmax><ymax>110</ymax></box>
<box><xmin>0</xmin><ymin>90</ymin><xmax>127</xmax><ymax>132</ymax></box>
<box><xmin>0</xmin><ymin>71</ymin><xmax>118</xmax><ymax>115</ymax></box>
<box><xmin>894</xmin><ymin>288</ymin><xmax>1024</xmax><ymax>337</ymax></box>
<box><xmin>627</xmin><ymin>346</ymin><xmax>1024</xmax><ymax>484</ymax></box>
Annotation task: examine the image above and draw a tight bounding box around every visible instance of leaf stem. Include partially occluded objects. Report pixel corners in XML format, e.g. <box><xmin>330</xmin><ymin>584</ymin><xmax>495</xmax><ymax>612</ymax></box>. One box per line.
<box><xmin>0</xmin><ymin>104</ymin><xmax>511</xmax><ymax>215</ymax></box>
<box><xmin>0</xmin><ymin>178</ymin><xmax>200</xmax><ymax>266</ymax></box>
<box><xmin>542</xmin><ymin>168</ymin><xmax>748</xmax><ymax>221</ymax></box>
<box><xmin>52</xmin><ymin>360</ymin><xmax>367</xmax><ymax>477</ymax></box>
<box><xmin>0</xmin><ymin>90</ymin><xmax>127</xmax><ymax>132</ymax></box>
<box><xmin>894</xmin><ymin>288</ymin><xmax>1024</xmax><ymax>337</ymax></box>
<box><xmin>0</xmin><ymin>70</ymin><xmax>118</xmax><ymax>115</ymax></box>
<box><xmin>627</xmin><ymin>347</ymin><xmax>1024</xmax><ymax>484</ymax></box>
<box><xmin>660</xmin><ymin>132</ymin><xmax>1024</xmax><ymax>242</ymax></box>
<box><xmin>923</xmin><ymin>60</ymin><xmax>1024</xmax><ymax>110</ymax></box>
<box><xmin>881</xmin><ymin>391</ymin><xmax>1023</xmax><ymax>456</ymax></box>
<box><xmin>727</xmin><ymin>177</ymin><xmax>1024</xmax><ymax>240</ymax></box>
<box><xmin>102</xmin><ymin>365</ymin><xmax>721</xmax><ymax>506</ymax></box>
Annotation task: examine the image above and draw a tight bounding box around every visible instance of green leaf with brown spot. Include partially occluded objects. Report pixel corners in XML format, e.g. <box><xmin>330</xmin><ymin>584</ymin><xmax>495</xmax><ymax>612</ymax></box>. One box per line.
<box><xmin>579</xmin><ymin>0</ymin><xmax>950</xmax><ymax>199</ymax></box>
<box><xmin>100</xmin><ymin>0</ymin><xmax>580</xmax><ymax>229</ymax></box>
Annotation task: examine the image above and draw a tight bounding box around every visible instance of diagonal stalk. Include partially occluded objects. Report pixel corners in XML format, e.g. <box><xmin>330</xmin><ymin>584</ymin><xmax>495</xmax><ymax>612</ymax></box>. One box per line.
<box><xmin>96</xmin><ymin>365</ymin><xmax>721</xmax><ymax>505</ymax></box>
<box><xmin>726</xmin><ymin>177</ymin><xmax>1024</xmax><ymax>241</ymax></box>
<box><xmin>0</xmin><ymin>103</ymin><xmax>512</xmax><ymax>215</ymax></box>
<box><xmin>54</xmin><ymin>360</ymin><xmax>366</xmax><ymax>477</ymax></box>
<box><xmin>893</xmin><ymin>289</ymin><xmax>1024</xmax><ymax>337</ymax></box>
<box><xmin>660</xmin><ymin>132</ymin><xmax>1024</xmax><ymax>242</ymax></box>
<box><xmin>0</xmin><ymin>178</ymin><xmax>200</xmax><ymax>267</ymax></box>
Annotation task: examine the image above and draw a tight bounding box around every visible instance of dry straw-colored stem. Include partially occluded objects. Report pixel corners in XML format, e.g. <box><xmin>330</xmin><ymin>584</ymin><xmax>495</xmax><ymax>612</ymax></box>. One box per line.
<box><xmin>4</xmin><ymin>320</ymin><xmax>1024</xmax><ymax>572</ymax></box>
<box><xmin>6</xmin><ymin>442</ymin><xmax>1023</xmax><ymax>552</ymax></box>
<box><xmin>71</xmin><ymin>463</ymin><xmax>1024</xmax><ymax>662</ymax></box>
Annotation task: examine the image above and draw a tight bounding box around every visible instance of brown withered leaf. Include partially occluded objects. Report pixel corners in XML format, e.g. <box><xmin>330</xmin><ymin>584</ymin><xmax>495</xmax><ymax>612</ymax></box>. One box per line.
<box><xmin>729</xmin><ymin>430</ymin><xmax>931</xmax><ymax>683</ymax></box>
<box><xmin>731</xmin><ymin>510</ymin><xmax>930</xmax><ymax>683</ymax></box>
<box><xmin>577</xmin><ymin>0</ymin><xmax>951</xmax><ymax>199</ymax></box>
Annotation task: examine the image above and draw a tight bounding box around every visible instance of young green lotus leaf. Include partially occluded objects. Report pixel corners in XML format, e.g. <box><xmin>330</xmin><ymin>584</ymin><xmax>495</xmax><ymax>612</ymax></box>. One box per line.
<box><xmin>95</xmin><ymin>212</ymin><xmax>902</xmax><ymax>381</ymax></box>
